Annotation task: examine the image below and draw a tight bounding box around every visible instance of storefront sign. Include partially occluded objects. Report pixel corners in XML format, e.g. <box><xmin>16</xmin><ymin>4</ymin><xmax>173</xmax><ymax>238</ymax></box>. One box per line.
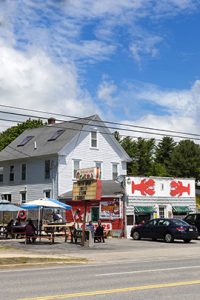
<box><xmin>72</xmin><ymin>179</ymin><xmax>102</xmax><ymax>201</ymax></box>
<box><xmin>100</xmin><ymin>199</ymin><xmax>121</xmax><ymax>219</ymax></box>
<box><xmin>125</xmin><ymin>177</ymin><xmax>195</xmax><ymax>198</ymax></box>
<box><xmin>75</xmin><ymin>167</ymin><xmax>101</xmax><ymax>181</ymax></box>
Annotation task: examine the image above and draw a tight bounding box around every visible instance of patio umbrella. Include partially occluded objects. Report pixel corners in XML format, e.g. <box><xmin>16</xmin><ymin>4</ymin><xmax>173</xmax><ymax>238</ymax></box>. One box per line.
<box><xmin>21</xmin><ymin>198</ymin><xmax>69</xmax><ymax>234</ymax></box>
<box><xmin>0</xmin><ymin>200</ymin><xmax>25</xmax><ymax>231</ymax></box>
<box><xmin>21</xmin><ymin>198</ymin><xmax>65</xmax><ymax>210</ymax></box>
<box><xmin>47</xmin><ymin>198</ymin><xmax>71</xmax><ymax>210</ymax></box>
<box><xmin>0</xmin><ymin>200</ymin><xmax>22</xmax><ymax>212</ymax></box>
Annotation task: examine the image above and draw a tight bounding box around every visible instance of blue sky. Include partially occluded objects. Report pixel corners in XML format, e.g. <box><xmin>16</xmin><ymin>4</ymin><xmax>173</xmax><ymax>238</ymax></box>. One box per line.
<box><xmin>0</xmin><ymin>0</ymin><xmax>200</xmax><ymax>139</ymax></box>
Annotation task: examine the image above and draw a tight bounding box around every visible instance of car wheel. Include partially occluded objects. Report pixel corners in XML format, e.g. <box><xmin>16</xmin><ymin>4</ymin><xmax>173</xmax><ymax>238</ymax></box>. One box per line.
<box><xmin>164</xmin><ymin>233</ymin><xmax>174</xmax><ymax>243</ymax></box>
<box><xmin>133</xmin><ymin>231</ymin><xmax>140</xmax><ymax>240</ymax></box>
<box><xmin>183</xmin><ymin>239</ymin><xmax>191</xmax><ymax>243</ymax></box>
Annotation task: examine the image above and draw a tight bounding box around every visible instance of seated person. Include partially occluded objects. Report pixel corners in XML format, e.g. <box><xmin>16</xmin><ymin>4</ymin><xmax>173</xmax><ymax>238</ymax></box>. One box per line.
<box><xmin>5</xmin><ymin>219</ymin><xmax>14</xmax><ymax>238</ymax></box>
<box><xmin>94</xmin><ymin>220</ymin><xmax>105</xmax><ymax>243</ymax></box>
<box><xmin>25</xmin><ymin>219</ymin><xmax>37</xmax><ymax>244</ymax></box>
<box><xmin>52</xmin><ymin>210</ymin><xmax>63</xmax><ymax>223</ymax></box>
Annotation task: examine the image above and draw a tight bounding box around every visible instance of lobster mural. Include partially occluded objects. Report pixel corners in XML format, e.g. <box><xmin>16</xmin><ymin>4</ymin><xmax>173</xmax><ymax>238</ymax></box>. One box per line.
<box><xmin>131</xmin><ymin>179</ymin><xmax>155</xmax><ymax>196</ymax></box>
<box><xmin>170</xmin><ymin>180</ymin><xmax>190</xmax><ymax>197</ymax></box>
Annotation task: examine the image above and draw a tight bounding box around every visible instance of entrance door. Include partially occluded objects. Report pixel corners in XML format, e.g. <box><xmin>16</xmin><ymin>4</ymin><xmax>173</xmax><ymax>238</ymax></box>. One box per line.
<box><xmin>91</xmin><ymin>207</ymin><xmax>99</xmax><ymax>222</ymax></box>
<box><xmin>126</xmin><ymin>215</ymin><xmax>134</xmax><ymax>239</ymax></box>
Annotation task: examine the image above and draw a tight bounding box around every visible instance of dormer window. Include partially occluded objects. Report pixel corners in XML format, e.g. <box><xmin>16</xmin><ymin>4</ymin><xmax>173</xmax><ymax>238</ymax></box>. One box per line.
<box><xmin>48</xmin><ymin>129</ymin><xmax>64</xmax><ymax>141</ymax></box>
<box><xmin>91</xmin><ymin>131</ymin><xmax>97</xmax><ymax>148</ymax></box>
<box><xmin>17</xmin><ymin>136</ymin><xmax>34</xmax><ymax>147</ymax></box>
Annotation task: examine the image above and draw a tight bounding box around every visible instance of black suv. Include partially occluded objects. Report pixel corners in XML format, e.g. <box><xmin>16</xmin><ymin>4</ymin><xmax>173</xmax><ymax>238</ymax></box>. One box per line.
<box><xmin>184</xmin><ymin>213</ymin><xmax>200</xmax><ymax>235</ymax></box>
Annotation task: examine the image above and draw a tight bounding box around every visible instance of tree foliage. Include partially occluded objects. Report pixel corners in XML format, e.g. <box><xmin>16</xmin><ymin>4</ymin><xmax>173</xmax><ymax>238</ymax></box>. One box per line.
<box><xmin>116</xmin><ymin>131</ymin><xmax>200</xmax><ymax>180</ymax></box>
<box><xmin>0</xmin><ymin>119</ymin><xmax>44</xmax><ymax>151</ymax></box>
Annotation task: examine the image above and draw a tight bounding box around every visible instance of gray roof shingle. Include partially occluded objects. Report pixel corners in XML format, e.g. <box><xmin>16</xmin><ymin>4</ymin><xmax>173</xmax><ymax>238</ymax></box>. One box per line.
<box><xmin>0</xmin><ymin>115</ymin><xmax>98</xmax><ymax>161</ymax></box>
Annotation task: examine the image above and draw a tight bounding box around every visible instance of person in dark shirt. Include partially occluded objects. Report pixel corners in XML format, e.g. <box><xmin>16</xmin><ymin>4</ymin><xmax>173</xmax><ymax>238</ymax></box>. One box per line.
<box><xmin>95</xmin><ymin>220</ymin><xmax>105</xmax><ymax>243</ymax></box>
<box><xmin>25</xmin><ymin>219</ymin><xmax>37</xmax><ymax>244</ymax></box>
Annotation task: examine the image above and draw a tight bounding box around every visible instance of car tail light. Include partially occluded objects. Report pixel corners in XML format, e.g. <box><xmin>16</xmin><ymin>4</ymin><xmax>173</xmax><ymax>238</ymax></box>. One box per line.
<box><xmin>176</xmin><ymin>227</ymin><xmax>185</xmax><ymax>231</ymax></box>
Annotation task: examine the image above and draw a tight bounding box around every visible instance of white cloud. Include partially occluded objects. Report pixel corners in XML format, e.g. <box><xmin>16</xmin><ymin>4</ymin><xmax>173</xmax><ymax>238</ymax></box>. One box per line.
<box><xmin>0</xmin><ymin>40</ymin><xmax>99</xmax><ymax>128</ymax></box>
<box><xmin>133</xmin><ymin>80</ymin><xmax>200</xmax><ymax>118</ymax></box>
<box><xmin>1</xmin><ymin>0</ymin><xmax>198</xmax><ymax>65</ymax></box>
<box><xmin>97</xmin><ymin>80</ymin><xmax>117</xmax><ymax>106</ymax></box>
<box><xmin>130</xmin><ymin>35</ymin><xmax>163</xmax><ymax>64</ymax></box>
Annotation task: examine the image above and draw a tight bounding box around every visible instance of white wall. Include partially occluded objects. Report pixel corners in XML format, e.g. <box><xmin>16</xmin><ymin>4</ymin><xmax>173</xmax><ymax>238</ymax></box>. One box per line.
<box><xmin>58</xmin><ymin>127</ymin><xmax>127</xmax><ymax>195</ymax></box>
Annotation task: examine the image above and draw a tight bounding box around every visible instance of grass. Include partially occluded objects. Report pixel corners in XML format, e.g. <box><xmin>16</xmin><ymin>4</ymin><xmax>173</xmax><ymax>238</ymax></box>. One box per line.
<box><xmin>0</xmin><ymin>256</ymin><xmax>87</xmax><ymax>266</ymax></box>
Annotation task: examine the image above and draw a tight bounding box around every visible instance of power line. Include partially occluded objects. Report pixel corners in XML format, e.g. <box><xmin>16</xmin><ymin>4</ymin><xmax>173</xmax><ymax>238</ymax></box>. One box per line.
<box><xmin>1</xmin><ymin>108</ymin><xmax>200</xmax><ymax>141</ymax></box>
<box><xmin>0</xmin><ymin>103</ymin><xmax>199</xmax><ymax>137</ymax></box>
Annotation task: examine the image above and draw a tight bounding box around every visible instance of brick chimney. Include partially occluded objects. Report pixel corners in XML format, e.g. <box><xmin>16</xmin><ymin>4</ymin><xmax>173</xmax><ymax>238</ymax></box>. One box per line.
<box><xmin>48</xmin><ymin>117</ymin><xmax>56</xmax><ymax>125</ymax></box>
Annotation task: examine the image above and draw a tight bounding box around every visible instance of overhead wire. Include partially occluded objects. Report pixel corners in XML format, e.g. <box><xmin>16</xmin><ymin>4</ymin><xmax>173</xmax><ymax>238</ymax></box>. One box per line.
<box><xmin>0</xmin><ymin>103</ymin><xmax>199</xmax><ymax>137</ymax></box>
<box><xmin>0</xmin><ymin>108</ymin><xmax>200</xmax><ymax>141</ymax></box>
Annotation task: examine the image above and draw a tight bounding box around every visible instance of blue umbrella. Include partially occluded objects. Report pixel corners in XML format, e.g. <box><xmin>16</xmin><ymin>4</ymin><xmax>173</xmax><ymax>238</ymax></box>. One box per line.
<box><xmin>0</xmin><ymin>200</ymin><xmax>23</xmax><ymax>212</ymax></box>
<box><xmin>0</xmin><ymin>200</ymin><xmax>26</xmax><ymax>231</ymax></box>
<box><xmin>47</xmin><ymin>198</ymin><xmax>72</xmax><ymax>210</ymax></box>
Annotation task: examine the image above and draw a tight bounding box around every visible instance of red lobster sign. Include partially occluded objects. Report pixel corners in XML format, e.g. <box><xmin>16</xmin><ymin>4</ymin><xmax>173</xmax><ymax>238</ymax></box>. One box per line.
<box><xmin>170</xmin><ymin>180</ymin><xmax>190</xmax><ymax>197</ymax></box>
<box><xmin>131</xmin><ymin>179</ymin><xmax>155</xmax><ymax>196</ymax></box>
<box><xmin>131</xmin><ymin>179</ymin><xmax>191</xmax><ymax>197</ymax></box>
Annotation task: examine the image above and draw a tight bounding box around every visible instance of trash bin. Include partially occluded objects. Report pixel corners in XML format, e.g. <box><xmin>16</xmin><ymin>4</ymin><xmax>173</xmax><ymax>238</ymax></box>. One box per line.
<box><xmin>88</xmin><ymin>230</ymin><xmax>94</xmax><ymax>248</ymax></box>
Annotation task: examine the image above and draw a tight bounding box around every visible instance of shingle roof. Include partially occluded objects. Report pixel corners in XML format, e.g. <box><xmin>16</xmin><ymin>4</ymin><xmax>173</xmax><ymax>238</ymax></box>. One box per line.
<box><xmin>0</xmin><ymin>114</ymin><xmax>131</xmax><ymax>162</ymax></box>
<box><xmin>59</xmin><ymin>180</ymin><xmax>124</xmax><ymax>199</ymax></box>
<box><xmin>0</xmin><ymin>115</ymin><xmax>97</xmax><ymax>161</ymax></box>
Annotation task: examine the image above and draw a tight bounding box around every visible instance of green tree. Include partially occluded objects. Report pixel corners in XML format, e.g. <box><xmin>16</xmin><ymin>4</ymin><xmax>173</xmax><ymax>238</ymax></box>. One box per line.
<box><xmin>113</xmin><ymin>131</ymin><xmax>121</xmax><ymax>143</ymax></box>
<box><xmin>155</xmin><ymin>137</ymin><xmax>176</xmax><ymax>175</ymax></box>
<box><xmin>136</xmin><ymin>138</ymin><xmax>155</xmax><ymax>176</ymax></box>
<box><xmin>169</xmin><ymin>139</ymin><xmax>200</xmax><ymax>178</ymax></box>
<box><xmin>0</xmin><ymin>119</ymin><xmax>44</xmax><ymax>151</ymax></box>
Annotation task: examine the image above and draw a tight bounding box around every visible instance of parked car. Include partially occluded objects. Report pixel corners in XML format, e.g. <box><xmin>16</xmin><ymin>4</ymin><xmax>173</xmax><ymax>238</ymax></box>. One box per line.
<box><xmin>130</xmin><ymin>218</ymin><xmax>198</xmax><ymax>243</ymax></box>
<box><xmin>183</xmin><ymin>213</ymin><xmax>200</xmax><ymax>235</ymax></box>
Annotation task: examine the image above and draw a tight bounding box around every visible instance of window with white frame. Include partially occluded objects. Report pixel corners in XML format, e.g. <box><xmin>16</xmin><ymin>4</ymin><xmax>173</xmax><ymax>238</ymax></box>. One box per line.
<box><xmin>1</xmin><ymin>194</ymin><xmax>11</xmax><ymax>202</ymax></box>
<box><xmin>44</xmin><ymin>190</ymin><xmax>51</xmax><ymax>198</ymax></box>
<box><xmin>95</xmin><ymin>162</ymin><xmax>102</xmax><ymax>179</ymax></box>
<box><xmin>112</xmin><ymin>163</ymin><xmax>118</xmax><ymax>180</ymax></box>
<box><xmin>9</xmin><ymin>165</ymin><xmax>14</xmax><ymax>181</ymax></box>
<box><xmin>20</xmin><ymin>191</ymin><xmax>26</xmax><ymax>203</ymax></box>
<box><xmin>73</xmin><ymin>160</ymin><xmax>80</xmax><ymax>179</ymax></box>
<box><xmin>159</xmin><ymin>206</ymin><xmax>165</xmax><ymax>218</ymax></box>
<box><xmin>91</xmin><ymin>131</ymin><xmax>97</xmax><ymax>148</ymax></box>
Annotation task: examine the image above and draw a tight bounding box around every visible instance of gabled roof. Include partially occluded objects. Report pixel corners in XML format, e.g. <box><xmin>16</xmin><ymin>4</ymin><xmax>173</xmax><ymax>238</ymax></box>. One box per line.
<box><xmin>0</xmin><ymin>114</ymin><xmax>131</xmax><ymax>162</ymax></box>
<box><xmin>59</xmin><ymin>180</ymin><xmax>124</xmax><ymax>199</ymax></box>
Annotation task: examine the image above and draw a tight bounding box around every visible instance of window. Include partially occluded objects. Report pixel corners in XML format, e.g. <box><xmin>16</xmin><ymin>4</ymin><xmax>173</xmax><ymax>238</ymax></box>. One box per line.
<box><xmin>95</xmin><ymin>162</ymin><xmax>102</xmax><ymax>179</ymax></box>
<box><xmin>127</xmin><ymin>215</ymin><xmax>134</xmax><ymax>226</ymax></box>
<box><xmin>91</xmin><ymin>131</ymin><xmax>97</xmax><ymax>148</ymax></box>
<box><xmin>17</xmin><ymin>136</ymin><xmax>34</xmax><ymax>147</ymax></box>
<box><xmin>21</xmin><ymin>164</ymin><xmax>26</xmax><ymax>181</ymax></box>
<box><xmin>159</xmin><ymin>207</ymin><xmax>165</xmax><ymax>218</ymax></box>
<box><xmin>1</xmin><ymin>194</ymin><xmax>11</xmax><ymax>202</ymax></box>
<box><xmin>45</xmin><ymin>160</ymin><xmax>51</xmax><ymax>179</ymax></box>
<box><xmin>112</xmin><ymin>163</ymin><xmax>118</xmax><ymax>180</ymax></box>
<box><xmin>73</xmin><ymin>160</ymin><xmax>80</xmax><ymax>178</ymax></box>
<box><xmin>0</xmin><ymin>167</ymin><xmax>3</xmax><ymax>183</ymax></box>
<box><xmin>9</xmin><ymin>165</ymin><xmax>14</xmax><ymax>181</ymax></box>
<box><xmin>20</xmin><ymin>192</ymin><xmax>26</xmax><ymax>203</ymax></box>
<box><xmin>48</xmin><ymin>129</ymin><xmax>64</xmax><ymax>141</ymax></box>
<box><xmin>44</xmin><ymin>190</ymin><xmax>51</xmax><ymax>198</ymax></box>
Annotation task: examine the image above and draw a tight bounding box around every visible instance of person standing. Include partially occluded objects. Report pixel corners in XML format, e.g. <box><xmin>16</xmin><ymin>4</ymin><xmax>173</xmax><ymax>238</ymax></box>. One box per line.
<box><xmin>95</xmin><ymin>220</ymin><xmax>105</xmax><ymax>243</ymax></box>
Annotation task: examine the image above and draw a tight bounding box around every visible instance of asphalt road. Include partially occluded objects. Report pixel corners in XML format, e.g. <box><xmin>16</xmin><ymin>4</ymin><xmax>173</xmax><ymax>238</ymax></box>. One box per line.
<box><xmin>1</xmin><ymin>238</ymin><xmax>200</xmax><ymax>299</ymax></box>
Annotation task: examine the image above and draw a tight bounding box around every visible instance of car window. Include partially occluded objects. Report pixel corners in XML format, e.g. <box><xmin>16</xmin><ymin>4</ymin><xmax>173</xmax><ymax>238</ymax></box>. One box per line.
<box><xmin>157</xmin><ymin>220</ymin><xmax>170</xmax><ymax>226</ymax></box>
<box><xmin>185</xmin><ymin>215</ymin><xmax>194</xmax><ymax>222</ymax></box>
<box><xmin>172</xmin><ymin>219</ymin><xmax>189</xmax><ymax>226</ymax></box>
<box><xmin>146</xmin><ymin>219</ymin><xmax>157</xmax><ymax>227</ymax></box>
